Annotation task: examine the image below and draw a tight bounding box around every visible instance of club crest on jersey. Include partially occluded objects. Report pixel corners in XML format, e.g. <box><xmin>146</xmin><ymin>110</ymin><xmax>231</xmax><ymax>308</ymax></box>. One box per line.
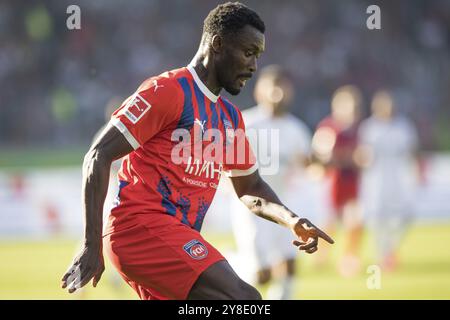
<box><xmin>123</xmin><ymin>93</ymin><xmax>152</xmax><ymax>124</ymax></box>
<box><xmin>223</xmin><ymin>119</ymin><xmax>234</xmax><ymax>145</ymax></box>
<box><xmin>183</xmin><ymin>239</ymin><xmax>208</xmax><ymax>260</ymax></box>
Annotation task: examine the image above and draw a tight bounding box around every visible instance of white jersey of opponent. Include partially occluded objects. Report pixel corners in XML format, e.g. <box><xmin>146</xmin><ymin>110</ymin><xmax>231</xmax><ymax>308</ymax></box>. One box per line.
<box><xmin>359</xmin><ymin>116</ymin><xmax>419</xmax><ymax>222</ymax></box>
<box><xmin>230</xmin><ymin>105</ymin><xmax>312</xmax><ymax>276</ymax></box>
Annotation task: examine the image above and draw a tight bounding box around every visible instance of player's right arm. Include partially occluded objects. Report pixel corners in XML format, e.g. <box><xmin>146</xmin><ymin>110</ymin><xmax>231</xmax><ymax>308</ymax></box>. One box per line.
<box><xmin>61</xmin><ymin>77</ymin><xmax>183</xmax><ymax>293</ymax></box>
<box><xmin>61</xmin><ymin>125</ymin><xmax>134</xmax><ymax>293</ymax></box>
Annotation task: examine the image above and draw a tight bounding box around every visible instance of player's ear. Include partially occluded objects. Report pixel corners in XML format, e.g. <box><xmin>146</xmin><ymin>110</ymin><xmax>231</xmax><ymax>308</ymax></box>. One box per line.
<box><xmin>211</xmin><ymin>34</ymin><xmax>222</xmax><ymax>53</ymax></box>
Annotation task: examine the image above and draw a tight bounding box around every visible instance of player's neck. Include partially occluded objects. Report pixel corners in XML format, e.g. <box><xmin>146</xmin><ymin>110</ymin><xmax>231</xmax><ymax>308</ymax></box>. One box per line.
<box><xmin>261</xmin><ymin>103</ymin><xmax>286</xmax><ymax>118</ymax></box>
<box><xmin>272</xmin><ymin>109</ymin><xmax>287</xmax><ymax>118</ymax></box>
<box><xmin>189</xmin><ymin>57</ymin><xmax>222</xmax><ymax>96</ymax></box>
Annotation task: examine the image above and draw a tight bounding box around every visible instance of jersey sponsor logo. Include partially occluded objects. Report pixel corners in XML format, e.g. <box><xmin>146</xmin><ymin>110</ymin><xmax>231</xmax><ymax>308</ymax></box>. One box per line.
<box><xmin>209</xmin><ymin>182</ymin><xmax>218</xmax><ymax>189</ymax></box>
<box><xmin>123</xmin><ymin>93</ymin><xmax>152</xmax><ymax>124</ymax></box>
<box><xmin>182</xmin><ymin>176</ymin><xmax>207</xmax><ymax>188</ymax></box>
<box><xmin>183</xmin><ymin>239</ymin><xmax>208</xmax><ymax>260</ymax></box>
<box><xmin>184</xmin><ymin>156</ymin><xmax>223</xmax><ymax>180</ymax></box>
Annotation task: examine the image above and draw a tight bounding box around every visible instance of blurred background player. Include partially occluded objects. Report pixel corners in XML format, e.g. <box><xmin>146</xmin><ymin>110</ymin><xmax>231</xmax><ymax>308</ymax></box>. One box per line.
<box><xmin>312</xmin><ymin>85</ymin><xmax>363</xmax><ymax>277</ymax></box>
<box><xmin>358</xmin><ymin>90</ymin><xmax>420</xmax><ymax>272</ymax></box>
<box><xmin>230</xmin><ymin>65</ymin><xmax>312</xmax><ymax>299</ymax></box>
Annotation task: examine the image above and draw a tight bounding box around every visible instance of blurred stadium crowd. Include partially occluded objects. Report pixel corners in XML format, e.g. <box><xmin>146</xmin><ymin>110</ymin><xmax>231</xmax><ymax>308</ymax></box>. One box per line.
<box><xmin>0</xmin><ymin>0</ymin><xmax>449</xmax><ymax>150</ymax></box>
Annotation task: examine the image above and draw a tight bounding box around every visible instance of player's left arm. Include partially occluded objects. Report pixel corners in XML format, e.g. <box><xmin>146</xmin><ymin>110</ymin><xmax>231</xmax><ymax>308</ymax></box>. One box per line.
<box><xmin>230</xmin><ymin>170</ymin><xmax>334</xmax><ymax>254</ymax></box>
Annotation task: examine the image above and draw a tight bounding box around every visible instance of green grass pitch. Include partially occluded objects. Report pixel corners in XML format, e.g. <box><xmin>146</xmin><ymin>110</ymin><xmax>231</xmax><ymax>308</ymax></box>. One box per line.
<box><xmin>0</xmin><ymin>222</ymin><xmax>449</xmax><ymax>299</ymax></box>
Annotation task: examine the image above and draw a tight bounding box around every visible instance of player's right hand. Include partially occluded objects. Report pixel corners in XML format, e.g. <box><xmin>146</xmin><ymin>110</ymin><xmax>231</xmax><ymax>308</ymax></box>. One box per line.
<box><xmin>61</xmin><ymin>244</ymin><xmax>104</xmax><ymax>293</ymax></box>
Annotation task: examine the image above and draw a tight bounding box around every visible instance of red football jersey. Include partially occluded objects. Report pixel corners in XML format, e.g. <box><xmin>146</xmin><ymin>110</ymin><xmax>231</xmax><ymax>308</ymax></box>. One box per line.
<box><xmin>316</xmin><ymin>116</ymin><xmax>360</xmax><ymax>209</ymax></box>
<box><xmin>317</xmin><ymin>116</ymin><xmax>359</xmax><ymax>171</ymax></box>
<box><xmin>105</xmin><ymin>66</ymin><xmax>257</xmax><ymax>234</ymax></box>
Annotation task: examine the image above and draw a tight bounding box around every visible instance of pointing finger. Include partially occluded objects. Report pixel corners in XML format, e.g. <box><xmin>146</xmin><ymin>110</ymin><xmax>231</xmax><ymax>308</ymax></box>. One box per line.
<box><xmin>317</xmin><ymin>228</ymin><xmax>335</xmax><ymax>244</ymax></box>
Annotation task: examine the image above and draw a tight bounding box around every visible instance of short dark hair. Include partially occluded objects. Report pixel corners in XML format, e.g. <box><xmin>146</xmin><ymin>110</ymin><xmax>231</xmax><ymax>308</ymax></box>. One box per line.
<box><xmin>203</xmin><ymin>2</ymin><xmax>265</xmax><ymax>38</ymax></box>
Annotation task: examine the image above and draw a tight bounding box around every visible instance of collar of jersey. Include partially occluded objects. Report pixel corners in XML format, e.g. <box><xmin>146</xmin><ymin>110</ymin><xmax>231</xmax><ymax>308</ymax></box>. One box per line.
<box><xmin>187</xmin><ymin>64</ymin><xmax>219</xmax><ymax>103</ymax></box>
